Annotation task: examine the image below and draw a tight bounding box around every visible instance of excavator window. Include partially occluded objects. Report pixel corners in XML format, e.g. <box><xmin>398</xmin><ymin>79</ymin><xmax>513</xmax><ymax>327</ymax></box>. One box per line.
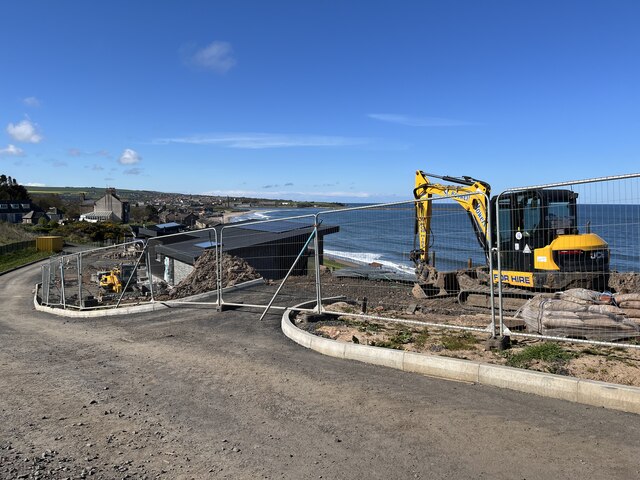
<box><xmin>523</xmin><ymin>195</ymin><xmax>541</xmax><ymax>234</ymax></box>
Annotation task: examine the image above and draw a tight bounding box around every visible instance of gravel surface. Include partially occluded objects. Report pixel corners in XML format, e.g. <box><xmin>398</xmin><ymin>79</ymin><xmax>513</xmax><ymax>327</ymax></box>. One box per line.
<box><xmin>2</xmin><ymin>263</ymin><xmax>640</xmax><ymax>479</ymax></box>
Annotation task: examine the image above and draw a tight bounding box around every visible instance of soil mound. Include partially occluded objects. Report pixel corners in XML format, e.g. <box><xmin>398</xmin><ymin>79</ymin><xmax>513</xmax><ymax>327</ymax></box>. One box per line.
<box><xmin>169</xmin><ymin>251</ymin><xmax>261</xmax><ymax>298</ymax></box>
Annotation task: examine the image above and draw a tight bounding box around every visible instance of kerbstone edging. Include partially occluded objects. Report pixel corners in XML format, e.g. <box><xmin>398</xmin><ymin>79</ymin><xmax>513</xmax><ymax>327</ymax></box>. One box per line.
<box><xmin>281</xmin><ymin>306</ymin><xmax>640</xmax><ymax>415</ymax></box>
<box><xmin>33</xmin><ymin>278</ymin><xmax>264</xmax><ymax>318</ymax></box>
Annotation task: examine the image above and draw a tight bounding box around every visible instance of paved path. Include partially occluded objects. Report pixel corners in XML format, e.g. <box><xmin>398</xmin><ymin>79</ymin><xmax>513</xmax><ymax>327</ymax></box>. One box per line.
<box><xmin>1</xmin><ymin>262</ymin><xmax>639</xmax><ymax>479</ymax></box>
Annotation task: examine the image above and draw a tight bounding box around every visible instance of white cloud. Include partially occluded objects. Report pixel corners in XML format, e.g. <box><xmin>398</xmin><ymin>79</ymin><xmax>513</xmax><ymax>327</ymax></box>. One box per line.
<box><xmin>0</xmin><ymin>144</ymin><xmax>25</xmax><ymax>157</ymax></box>
<box><xmin>119</xmin><ymin>148</ymin><xmax>141</xmax><ymax>165</ymax></box>
<box><xmin>153</xmin><ymin>132</ymin><xmax>369</xmax><ymax>149</ymax></box>
<box><xmin>185</xmin><ymin>41</ymin><xmax>237</xmax><ymax>73</ymax></box>
<box><xmin>7</xmin><ymin>119</ymin><xmax>43</xmax><ymax>143</ymax></box>
<box><xmin>124</xmin><ymin>167</ymin><xmax>143</xmax><ymax>175</ymax></box>
<box><xmin>25</xmin><ymin>182</ymin><xmax>46</xmax><ymax>187</ymax></box>
<box><xmin>368</xmin><ymin>113</ymin><xmax>476</xmax><ymax>127</ymax></box>
<box><xmin>23</xmin><ymin>96</ymin><xmax>41</xmax><ymax>107</ymax></box>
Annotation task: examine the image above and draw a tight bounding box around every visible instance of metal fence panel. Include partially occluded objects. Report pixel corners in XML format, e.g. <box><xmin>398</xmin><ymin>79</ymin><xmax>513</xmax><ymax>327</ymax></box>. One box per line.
<box><xmin>145</xmin><ymin>227</ymin><xmax>219</xmax><ymax>306</ymax></box>
<box><xmin>41</xmin><ymin>256</ymin><xmax>63</xmax><ymax>307</ymax></box>
<box><xmin>40</xmin><ymin>263</ymin><xmax>50</xmax><ymax>305</ymax></box>
<box><xmin>306</xmin><ymin>200</ymin><xmax>496</xmax><ymax>352</ymax></box>
<box><xmin>496</xmin><ymin>173</ymin><xmax>640</xmax><ymax>348</ymax></box>
<box><xmin>219</xmin><ymin>215</ymin><xmax>319</xmax><ymax>312</ymax></box>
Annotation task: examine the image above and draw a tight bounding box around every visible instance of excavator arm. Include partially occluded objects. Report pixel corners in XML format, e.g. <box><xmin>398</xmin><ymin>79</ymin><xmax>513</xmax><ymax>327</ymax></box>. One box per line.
<box><xmin>413</xmin><ymin>170</ymin><xmax>491</xmax><ymax>265</ymax></box>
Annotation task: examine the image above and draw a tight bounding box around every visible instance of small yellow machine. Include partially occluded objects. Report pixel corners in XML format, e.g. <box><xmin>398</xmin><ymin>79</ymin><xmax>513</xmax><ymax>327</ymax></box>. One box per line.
<box><xmin>99</xmin><ymin>268</ymin><xmax>123</xmax><ymax>293</ymax></box>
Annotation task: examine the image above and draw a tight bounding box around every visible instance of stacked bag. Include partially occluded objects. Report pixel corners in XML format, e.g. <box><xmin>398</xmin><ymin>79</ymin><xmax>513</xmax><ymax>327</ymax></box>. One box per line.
<box><xmin>516</xmin><ymin>289</ymin><xmax>640</xmax><ymax>341</ymax></box>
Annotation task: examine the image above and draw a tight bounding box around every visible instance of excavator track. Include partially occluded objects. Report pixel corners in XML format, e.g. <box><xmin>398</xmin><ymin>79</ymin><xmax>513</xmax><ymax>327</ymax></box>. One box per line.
<box><xmin>457</xmin><ymin>287</ymin><xmax>534</xmax><ymax>312</ymax></box>
<box><xmin>455</xmin><ymin>271</ymin><xmax>535</xmax><ymax>312</ymax></box>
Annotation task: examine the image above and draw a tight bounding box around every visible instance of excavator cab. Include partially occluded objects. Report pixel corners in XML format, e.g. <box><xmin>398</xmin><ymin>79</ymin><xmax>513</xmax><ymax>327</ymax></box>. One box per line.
<box><xmin>491</xmin><ymin>189</ymin><xmax>609</xmax><ymax>289</ymax></box>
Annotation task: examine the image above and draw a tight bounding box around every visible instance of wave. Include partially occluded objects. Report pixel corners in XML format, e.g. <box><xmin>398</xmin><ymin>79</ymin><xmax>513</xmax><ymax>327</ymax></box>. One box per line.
<box><xmin>231</xmin><ymin>210</ymin><xmax>274</xmax><ymax>223</ymax></box>
<box><xmin>324</xmin><ymin>249</ymin><xmax>415</xmax><ymax>275</ymax></box>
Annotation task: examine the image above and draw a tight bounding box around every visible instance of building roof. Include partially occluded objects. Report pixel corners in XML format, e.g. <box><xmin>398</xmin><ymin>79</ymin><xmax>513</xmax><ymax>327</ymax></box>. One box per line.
<box><xmin>155</xmin><ymin>222</ymin><xmax>183</xmax><ymax>229</ymax></box>
<box><xmin>154</xmin><ymin>220</ymin><xmax>339</xmax><ymax>265</ymax></box>
<box><xmin>0</xmin><ymin>201</ymin><xmax>33</xmax><ymax>213</ymax></box>
<box><xmin>80</xmin><ymin>211</ymin><xmax>115</xmax><ymax>221</ymax></box>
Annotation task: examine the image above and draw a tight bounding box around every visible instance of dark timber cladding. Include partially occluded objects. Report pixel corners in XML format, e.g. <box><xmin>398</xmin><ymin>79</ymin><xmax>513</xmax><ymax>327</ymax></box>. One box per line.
<box><xmin>153</xmin><ymin>220</ymin><xmax>339</xmax><ymax>280</ymax></box>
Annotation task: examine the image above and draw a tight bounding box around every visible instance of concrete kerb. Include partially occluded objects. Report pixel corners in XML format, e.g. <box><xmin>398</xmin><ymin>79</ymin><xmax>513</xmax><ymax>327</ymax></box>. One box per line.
<box><xmin>33</xmin><ymin>278</ymin><xmax>265</xmax><ymax>318</ymax></box>
<box><xmin>281</xmin><ymin>301</ymin><xmax>640</xmax><ymax>415</ymax></box>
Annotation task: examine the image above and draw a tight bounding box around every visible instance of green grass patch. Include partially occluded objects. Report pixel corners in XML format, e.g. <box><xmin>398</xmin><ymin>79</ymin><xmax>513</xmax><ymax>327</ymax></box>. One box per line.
<box><xmin>322</xmin><ymin>258</ymin><xmax>349</xmax><ymax>271</ymax></box>
<box><xmin>370</xmin><ymin>328</ymin><xmax>414</xmax><ymax>350</ymax></box>
<box><xmin>413</xmin><ymin>328</ymin><xmax>430</xmax><ymax>349</ymax></box>
<box><xmin>358</xmin><ymin>321</ymin><xmax>382</xmax><ymax>333</ymax></box>
<box><xmin>504</xmin><ymin>342</ymin><xmax>574</xmax><ymax>369</ymax></box>
<box><xmin>0</xmin><ymin>247</ymin><xmax>51</xmax><ymax>273</ymax></box>
<box><xmin>440</xmin><ymin>332</ymin><xmax>479</xmax><ymax>351</ymax></box>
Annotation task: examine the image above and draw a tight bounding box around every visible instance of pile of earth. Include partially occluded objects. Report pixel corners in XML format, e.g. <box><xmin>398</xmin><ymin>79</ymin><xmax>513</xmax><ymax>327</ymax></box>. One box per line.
<box><xmin>609</xmin><ymin>271</ymin><xmax>640</xmax><ymax>293</ymax></box>
<box><xmin>169</xmin><ymin>251</ymin><xmax>261</xmax><ymax>298</ymax></box>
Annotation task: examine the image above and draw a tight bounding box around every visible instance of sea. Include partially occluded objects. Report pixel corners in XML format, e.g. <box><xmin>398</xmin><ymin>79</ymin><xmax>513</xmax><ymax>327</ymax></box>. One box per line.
<box><xmin>232</xmin><ymin>203</ymin><xmax>640</xmax><ymax>275</ymax></box>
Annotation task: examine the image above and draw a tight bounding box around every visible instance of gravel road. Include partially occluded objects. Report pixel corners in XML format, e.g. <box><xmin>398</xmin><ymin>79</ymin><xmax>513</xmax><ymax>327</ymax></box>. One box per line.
<box><xmin>2</xmin><ymin>262</ymin><xmax>640</xmax><ymax>479</ymax></box>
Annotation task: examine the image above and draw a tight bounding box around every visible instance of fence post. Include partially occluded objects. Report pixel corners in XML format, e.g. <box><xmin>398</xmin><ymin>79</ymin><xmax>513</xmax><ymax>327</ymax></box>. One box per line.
<box><xmin>115</xmin><ymin>242</ymin><xmax>146</xmax><ymax>309</ymax></box>
<box><xmin>78</xmin><ymin>252</ymin><xmax>83</xmax><ymax>308</ymax></box>
<box><xmin>60</xmin><ymin>259</ymin><xmax>66</xmax><ymax>309</ymax></box>
<box><xmin>314</xmin><ymin>215</ymin><xmax>323</xmax><ymax>314</ymax></box>
<box><xmin>145</xmin><ymin>243</ymin><xmax>155</xmax><ymax>301</ymax></box>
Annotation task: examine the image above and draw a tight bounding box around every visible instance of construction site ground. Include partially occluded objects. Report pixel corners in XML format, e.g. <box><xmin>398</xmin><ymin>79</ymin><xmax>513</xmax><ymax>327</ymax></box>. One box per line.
<box><xmin>3</xmin><ymin>263</ymin><xmax>640</xmax><ymax>479</ymax></box>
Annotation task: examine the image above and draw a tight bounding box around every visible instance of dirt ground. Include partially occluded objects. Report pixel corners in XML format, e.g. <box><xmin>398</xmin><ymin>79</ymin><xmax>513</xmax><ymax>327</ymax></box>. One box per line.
<box><xmin>4</xmin><ymin>263</ymin><xmax>640</xmax><ymax>479</ymax></box>
<box><xmin>287</xmin><ymin>274</ymin><xmax>640</xmax><ymax>387</ymax></box>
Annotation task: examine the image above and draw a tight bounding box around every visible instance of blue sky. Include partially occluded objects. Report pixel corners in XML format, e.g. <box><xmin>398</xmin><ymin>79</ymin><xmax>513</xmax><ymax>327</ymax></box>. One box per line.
<box><xmin>1</xmin><ymin>1</ymin><xmax>639</xmax><ymax>203</ymax></box>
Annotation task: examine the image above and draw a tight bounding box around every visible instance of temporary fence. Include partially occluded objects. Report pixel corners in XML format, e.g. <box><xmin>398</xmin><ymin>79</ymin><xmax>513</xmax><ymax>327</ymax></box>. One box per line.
<box><xmin>495</xmin><ymin>173</ymin><xmax>640</xmax><ymax>348</ymax></box>
<box><xmin>219</xmin><ymin>214</ymin><xmax>319</xmax><ymax>313</ymax></box>
<box><xmin>39</xmin><ymin>240</ymin><xmax>150</xmax><ymax>310</ymax></box>
<box><xmin>38</xmin><ymin>172</ymin><xmax>640</xmax><ymax>351</ymax></box>
<box><xmin>144</xmin><ymin>226</ymin><xmax>220</xmax><ymax>307</ymax></box>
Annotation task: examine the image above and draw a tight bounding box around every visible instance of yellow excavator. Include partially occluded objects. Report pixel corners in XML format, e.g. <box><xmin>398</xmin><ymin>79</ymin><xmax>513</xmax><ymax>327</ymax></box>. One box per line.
<box><xmin>412</xmin><ymin>170</ymin><xmax>610</xmax><ymax>307</ymax></box>
<box><xmin>99</xmin><ymin>268</ymin><xmax>124</xmax><ymax>293</ymax></box>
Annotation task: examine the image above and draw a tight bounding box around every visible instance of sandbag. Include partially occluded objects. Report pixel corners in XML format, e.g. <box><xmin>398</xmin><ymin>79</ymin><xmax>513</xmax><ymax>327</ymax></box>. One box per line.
<box><xmin>542</xmin><ymin>317</ymin><xmax>585</xmax><ymax>328</ymax></box>
<box><xmin>576</xmin><ymin>315</ymin><xmax>635</xmax><ymax>329</ymax></box>
<box><xmin>561</xmin><ymin>288</ymin><xmax>601</xmax><ymax>303</ymax></box>
<box><xmin>620</xmin><ymin>308</ymin><xmax>640</xmax><ymax>318</ymax></box>
<box><xmin>542</xmin><ymin>300</ymin><xmax>588</xmax><ymax>312</ymax></box>
<box><xmin>616</xmin><ymin>300</ymin><xmax>640</xmax><ymax>310</ymax></box>
<box><xmin>587</xmin><ymin>304</ymin><xmax>625</xmax><ymax>315</ymax></box>
<box><xmin>614</xmin><ymin>293</ymin><xmax>640</xmax><ymax>303</ymax></box>
<box><xmin>541</xmin><ymin>310</ymin><xmax>581</xmax><ymax>319</ymax></box>
<box><xmin>516</xmin><ymin>291</ymin><xmax>640</xmax><ymax>339</ymax></box>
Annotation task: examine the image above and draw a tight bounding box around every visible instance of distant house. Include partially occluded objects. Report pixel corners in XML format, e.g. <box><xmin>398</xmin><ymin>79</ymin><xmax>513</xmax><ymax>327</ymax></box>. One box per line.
<box><xmin>158</xmin><ymin>211</ymin><xmax>198</xmax><ymax>228</ymax></box>
<box><xmin>0</xmin><ymin>201</ymin><xmax>35</xmax><ymax>224</ymax></box>
<box><xmin>46</xmin><ymin>207</ymin><xmax>63</xmax><ymax>222</ymax></box>
<box><xmin>195</xmin><ymin>217</ymin><xmax>222</xmax><ymax>229</ymax></box>
<box><xmin>137</xmin><ymin>222</ymin><xmax>185</xmax><ymax>239</ymax></box>
<box><xmin>21</xmin><ymin>210</ymin><xmax>47</xmax><ymax>225</ymax></box>
<box><xmin>79</xmin><ymin>188</ymin><xmax>130</xmax><ymax>223</ymax></box>
<box><xmin>151</xmin><ymin>220</ymin><xmax>340</xmax><ymax>285</ymax></box>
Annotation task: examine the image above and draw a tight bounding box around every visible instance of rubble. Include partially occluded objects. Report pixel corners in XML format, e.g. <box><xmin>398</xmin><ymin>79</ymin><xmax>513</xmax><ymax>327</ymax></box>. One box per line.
<box><xmin>169</xmin><ymin>251</ymin><xmax>261</xmax><ymax>298</ymax></box>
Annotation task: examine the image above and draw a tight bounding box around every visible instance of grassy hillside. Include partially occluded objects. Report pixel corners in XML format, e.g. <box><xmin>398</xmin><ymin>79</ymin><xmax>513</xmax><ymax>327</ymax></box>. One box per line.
<box><xmin>27</xmin><ymin>186</ymin><xmax>168</xmax><ymax>201</ymax></box>
<box><xmin>0</xmin><ymin>223</ymin><xmax>37</xmax><ymax>246</ymax></box>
